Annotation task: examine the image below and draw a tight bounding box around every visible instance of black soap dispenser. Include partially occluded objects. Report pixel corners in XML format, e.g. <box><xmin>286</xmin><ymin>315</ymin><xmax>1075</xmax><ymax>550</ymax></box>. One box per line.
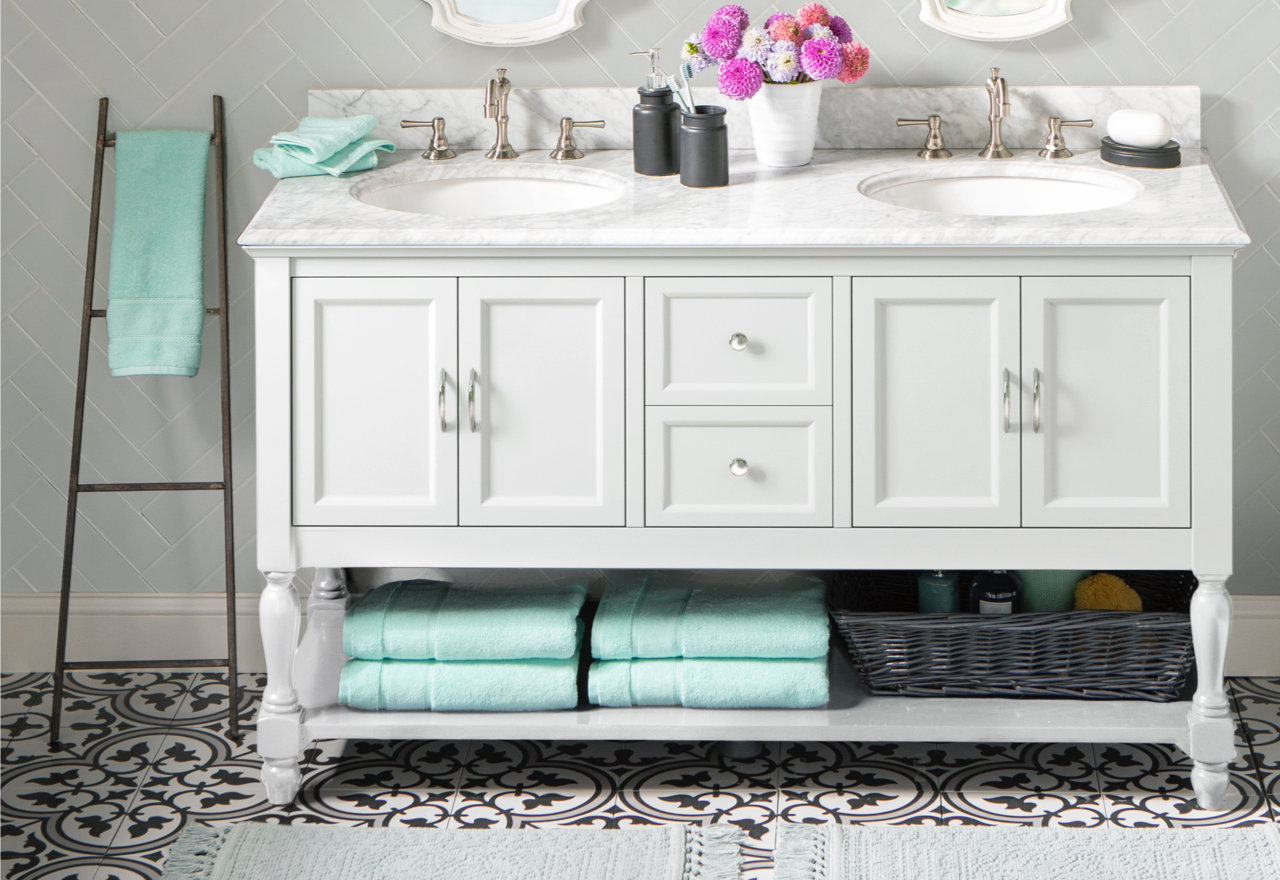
<box><xmin>629</xmin><ymin>48</ymin><xmax>679</xmax><ymax>176</ymax></box>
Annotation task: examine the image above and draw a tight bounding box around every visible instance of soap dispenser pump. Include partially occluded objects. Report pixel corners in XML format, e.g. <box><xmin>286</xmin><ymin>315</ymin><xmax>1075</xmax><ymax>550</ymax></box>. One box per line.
<box><xmin>629</xmin><ymin>48</ymin><xmax>679</xmax><ymax>176</ymax></box>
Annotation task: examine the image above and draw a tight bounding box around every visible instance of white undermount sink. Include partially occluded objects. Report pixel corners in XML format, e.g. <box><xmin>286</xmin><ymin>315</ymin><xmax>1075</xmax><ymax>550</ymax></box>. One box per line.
<box><xmin>858</xmin><ymin>164</ymin><xmax>1141</xmax><ymax>217</ymax></box>
<box><xmin>352</xmin><ymin>166</ymin><xmax>625</xmax><ymax>219</ymax></box>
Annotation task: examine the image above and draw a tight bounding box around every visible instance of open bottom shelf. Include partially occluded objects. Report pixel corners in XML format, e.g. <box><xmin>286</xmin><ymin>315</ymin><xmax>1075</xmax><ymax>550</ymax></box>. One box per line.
<box><xmin>298</xmin><ymin>650</ymin><xmax>1193</xmax><ymax>749</ymax></box>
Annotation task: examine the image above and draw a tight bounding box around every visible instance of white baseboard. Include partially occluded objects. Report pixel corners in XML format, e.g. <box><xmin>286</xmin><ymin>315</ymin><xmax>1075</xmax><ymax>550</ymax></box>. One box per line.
<box><xmin>1</xmin><ymin>592</ymin><xmax>267</xmax><ymax>673</ymax></box>
<box><xmin>4</xmin><ymin>591</ymin><xmax>1279</xmax><ymax>677</ymax></box>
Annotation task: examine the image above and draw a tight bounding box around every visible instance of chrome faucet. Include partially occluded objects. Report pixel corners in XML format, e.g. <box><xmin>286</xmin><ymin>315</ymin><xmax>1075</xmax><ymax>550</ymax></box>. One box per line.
<box><xmin>979</xmin><ymin>67</ymin><xmax>1012</xmax><ymax>159</ymax></box>
<box><xmin>483</xmin><ymin>68</ymin><xmax>518</xmax><ymax>160</ymax></box>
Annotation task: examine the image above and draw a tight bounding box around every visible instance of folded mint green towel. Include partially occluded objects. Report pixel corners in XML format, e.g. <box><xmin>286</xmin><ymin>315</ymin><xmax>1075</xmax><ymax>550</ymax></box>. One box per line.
<box><xmin>590</xmin><ymin>575</ymin><xmax>829</xmax><ymax>660</ymax></box>
<box><xmin>339</xmin><ymin>629</ymin><xmax>581</xmax><ymax>711</ymax></box>
<box><xmin>252</xmin><ymin>137</ymin><xmax>393</xmax><ymax>179</ymax></box>
<box><xmin>588</xmin><ymin>657</ymin><xmax>828</xmax><ymax>708</ymax></box>
<box><xmin>106</xmin><ymin>130</ymin><xmax>209</xmax><ymax>377</ymax></box>
<box><xmin>269</xmin><ymin>114</ymin><xmax>378</xmax><ymax>163</ymax></box>
<box><xmin>343</xmin><ymin>579</ymin><xmax>587</xmax><ymax>661</ymax></box>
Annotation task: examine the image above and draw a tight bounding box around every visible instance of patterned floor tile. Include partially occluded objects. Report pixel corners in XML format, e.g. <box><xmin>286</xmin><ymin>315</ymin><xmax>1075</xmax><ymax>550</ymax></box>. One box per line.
<box><xmin>1096</xmin><ymin>741</ymin><xmax>1273</xmax><ymax>826</ymax></box>
<box><xmin>1232</xmin><ymin>677</ymin><xmax>1280</xmax><ymax>812</ymax></box>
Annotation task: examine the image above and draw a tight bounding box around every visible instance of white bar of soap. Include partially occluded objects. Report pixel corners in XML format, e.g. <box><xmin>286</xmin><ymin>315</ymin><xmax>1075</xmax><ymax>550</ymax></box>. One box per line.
<box><xmin>1106</xmin><ymin>109</ymin><xmax>1172</xmax><ymax>149</ymax></box>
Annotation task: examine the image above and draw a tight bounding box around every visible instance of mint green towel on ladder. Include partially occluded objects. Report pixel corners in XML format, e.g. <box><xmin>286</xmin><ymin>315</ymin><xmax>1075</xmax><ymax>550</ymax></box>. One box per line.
<box><xmin>106</xmin><ymin>130</ymin><xmax>209</xmax><ymax>377</ymax></box>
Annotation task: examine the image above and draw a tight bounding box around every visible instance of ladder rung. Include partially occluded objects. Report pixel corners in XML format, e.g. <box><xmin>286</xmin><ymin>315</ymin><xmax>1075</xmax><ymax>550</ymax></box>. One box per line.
<box><xmin>62</xmin><ymin>659</ymin><xmax>231</xmax><ymax>671</ymax></box>
<box><xmin>78</xmin><ymin>481</ymin><xmax>224</xmax><ymax>492</ymax></box>
<box><xmin>89</xmin><ymin>308</ymin><xmax>220</xmax><ymax>318</ymax></box>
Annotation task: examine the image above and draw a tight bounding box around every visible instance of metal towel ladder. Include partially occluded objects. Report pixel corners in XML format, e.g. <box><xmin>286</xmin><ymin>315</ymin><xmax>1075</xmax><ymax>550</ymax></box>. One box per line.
<box><xmin>51</xmin><ymin>96</ymin><xmax>239</xmax><ymax>746</ymax></box>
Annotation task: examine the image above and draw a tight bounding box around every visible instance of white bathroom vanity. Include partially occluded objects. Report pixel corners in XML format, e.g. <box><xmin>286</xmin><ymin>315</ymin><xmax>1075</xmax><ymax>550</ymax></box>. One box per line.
<box><xmin>240</xmin><ymin>90</ymin><xmax>1249</xmax><ymax>807</ymax></box>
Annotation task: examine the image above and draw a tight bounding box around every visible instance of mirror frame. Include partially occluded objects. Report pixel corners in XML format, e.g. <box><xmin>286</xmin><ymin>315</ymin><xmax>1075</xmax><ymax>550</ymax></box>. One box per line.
<box><xmin>422</xmin><ymin>1</ymin><xmax>591</xmax><ymax>47</ymax></box>
<box><xmin>918</xmin><ymin>0</ymin><xmax>1072</xmax><ymax>41</ymax></box>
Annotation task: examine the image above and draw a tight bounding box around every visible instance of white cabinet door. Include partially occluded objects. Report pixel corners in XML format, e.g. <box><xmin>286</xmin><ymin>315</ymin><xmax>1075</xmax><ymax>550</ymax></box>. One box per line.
<box><xmin>293</xmin><ymin>277</ymin><xmax>457</xmax><ymax>526</ymax></box>
<box><xmin>458</xmin><ymin>277</ymin><xmax>625</xmax><ymax>526</ymax></box>
<box><xmin>852</xmin><ymin>277</ymin><xmax>1021</xmax><ymax>527</ymax></box>
<box><xmin>646</xmin><ymin>406</ymin><xmax>833</xmax><ymax>527</ymax></box>
<box><xmin>1022</xmin><ymin>277</ymin><xmax>1190</xmax><ymax>527</ymax></box>
<box><xmin>645</xmin><ymin>277</ymin><xmax>832</xmax><ymax>405</ymax></box>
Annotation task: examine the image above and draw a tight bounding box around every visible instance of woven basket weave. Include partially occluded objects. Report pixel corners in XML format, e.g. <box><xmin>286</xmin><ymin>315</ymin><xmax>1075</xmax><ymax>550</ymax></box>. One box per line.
<box><xmin>829</xmin><ymin>571</ymin><xmax>1197</xmax><ymax>701</ymax></box>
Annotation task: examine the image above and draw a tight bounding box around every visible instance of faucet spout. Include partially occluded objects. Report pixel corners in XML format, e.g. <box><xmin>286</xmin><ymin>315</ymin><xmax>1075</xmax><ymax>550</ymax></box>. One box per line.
<box><xmin>484</xmin><ymin>68</ymin><xmax>518</xmax><ymax>160</ymax></box>
<box><xmin>979</xmin><ymin>67</ymin><xmax>1013</xmax><ymax>159</ymax></box>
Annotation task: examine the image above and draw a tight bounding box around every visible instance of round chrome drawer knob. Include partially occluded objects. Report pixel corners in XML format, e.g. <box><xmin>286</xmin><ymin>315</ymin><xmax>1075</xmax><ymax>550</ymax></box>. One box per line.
<box><xmin>729</xmin><ymin>458</ymin><xmax>749</xmax><ymax>477</ymax></box>
<box><xmin>728</xmin><ymin>332</ymin><xmax>748</xmax><ymax>351</ymax></box>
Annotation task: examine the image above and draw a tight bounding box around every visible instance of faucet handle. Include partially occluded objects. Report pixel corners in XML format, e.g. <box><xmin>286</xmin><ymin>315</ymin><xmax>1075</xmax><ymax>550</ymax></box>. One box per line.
<box><xmin>1039</xmin><ymin>116</ymin><xmax>1094</xmax><ymax>160</ymax></box>
<box><xmin>401</xmin><ymin>117</ymin><xmax>456</xmax><ymax>160</ymax></box>
<box><xmin>550</xmin><ymin>117</ymin><xmax>606</xmax><ymax>160</ymax></box>
<box><xmin>897</xmin><ymin>115</ymin><xmax>952</xmax><ymax>160</ymax></box>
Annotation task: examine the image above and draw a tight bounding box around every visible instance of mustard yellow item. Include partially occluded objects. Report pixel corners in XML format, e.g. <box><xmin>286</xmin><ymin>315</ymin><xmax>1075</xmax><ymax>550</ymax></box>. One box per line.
<box><xmin>1073</xmin><ymin>573</ymin><xmax>1143</xmax><ymax>611</ymax></box>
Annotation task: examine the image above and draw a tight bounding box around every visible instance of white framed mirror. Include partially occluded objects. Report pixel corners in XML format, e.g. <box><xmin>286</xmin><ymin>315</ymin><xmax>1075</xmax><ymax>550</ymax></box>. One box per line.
<box><xmin>422</xmin><ymin>1</ymin><xmax>591</xmax><ymax>47</ymax></box>
<box><xmin>919</xmin><ymin>0</ymin><xmax>1072</xmax><ymax>41</ymax></box>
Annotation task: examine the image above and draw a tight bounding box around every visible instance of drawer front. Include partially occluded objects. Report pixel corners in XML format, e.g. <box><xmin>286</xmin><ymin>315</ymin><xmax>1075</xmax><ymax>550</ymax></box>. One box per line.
<box><xmin>645</xmin><ymin>277</ymin><xmax>832</xmax><ymax>404</ymax></box>
<box><xmin>646</xmin><ymin>406</ymin><xmax>832</xmax><ymax>527</ymax></box>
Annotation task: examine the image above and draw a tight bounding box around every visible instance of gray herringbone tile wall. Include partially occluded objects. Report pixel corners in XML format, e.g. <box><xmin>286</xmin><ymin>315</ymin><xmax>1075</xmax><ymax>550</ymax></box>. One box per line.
<box><xmin>2</xmin><ymin>1</ymin><xmax>1279</xmax><ymax>600</ymax></box>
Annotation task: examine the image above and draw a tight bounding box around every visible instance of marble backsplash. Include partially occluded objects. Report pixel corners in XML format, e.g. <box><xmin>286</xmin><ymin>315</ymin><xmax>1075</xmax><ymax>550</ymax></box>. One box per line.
<box><xmin>310</xmin><ymin>85</ymin><xmax>1200</xmax><ymax>153</ymax></box>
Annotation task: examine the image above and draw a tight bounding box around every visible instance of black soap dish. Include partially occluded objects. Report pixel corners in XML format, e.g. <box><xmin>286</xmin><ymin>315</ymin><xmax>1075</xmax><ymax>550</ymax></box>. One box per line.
<box><xmin>1101</xmin><ymin>136</ymin><xmax>1180</xmax><ymax>169</ymax></box>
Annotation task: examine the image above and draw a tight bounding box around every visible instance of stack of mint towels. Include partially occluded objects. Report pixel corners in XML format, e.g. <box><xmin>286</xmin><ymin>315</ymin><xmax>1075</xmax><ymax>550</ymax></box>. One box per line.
<box><xmin>339</xmin><ymin>579</ymin><xmax>586</xmax><ymax>712</ymax></box>
<box><xmin>253</xmin><ymin>114</ymin><xmax>393</xmax><ymax>178</ymax></box>
<box><xmin>588</xmin><ymin>574</ymin><xmax>830</xmax><ymax>709</ymax></box>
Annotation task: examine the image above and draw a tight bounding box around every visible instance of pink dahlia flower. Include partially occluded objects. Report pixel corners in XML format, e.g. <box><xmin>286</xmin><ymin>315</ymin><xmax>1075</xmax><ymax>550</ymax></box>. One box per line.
<box><xmin>800</xmin><ymin>36</ymin><xmax>842</xmax><ymax>80</ymax></box>
<box><xmin>797</xmin><ymin>3</ymin><xmax>830</xmax><ymax>28</ymax></box>
<box><xmin>702</xmin><ymin>16</ymin><xmax>743</xmax><ymax>60</ymax></box>
<box><xmin>829</xmin><ymin>15</ymin><xmax>853</xmax><ymax>43</ymax></box>
<box><xmin>764</xmin><ymin>12</ymin><xmax>789</xmax><ymax>28</ymax></box>
<box><xmin>718</xmin><ymin>56</ymin><xmax>764</xmax><ymax>100</ymax></box>
<box><xmin>837</xmin><ymin>42</ymin><xmax>870</xmax><ymax>83</ymax></box>
<box><xmin>767</xmin><ymin>15</ymin><xmax>803</xmax><ymax>46</ymax></box>
<box><xmin>712</xmin><ymin>4</ymin><xmax>751</xmax><ymax>31</ymax></box>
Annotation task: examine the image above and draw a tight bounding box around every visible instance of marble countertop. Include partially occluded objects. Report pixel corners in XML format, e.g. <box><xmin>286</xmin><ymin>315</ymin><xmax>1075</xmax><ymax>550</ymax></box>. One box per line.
<box><xmin>238</xmin><ymin>148</ymin><xmax>1249</xmax><ymax>250</ymax></box>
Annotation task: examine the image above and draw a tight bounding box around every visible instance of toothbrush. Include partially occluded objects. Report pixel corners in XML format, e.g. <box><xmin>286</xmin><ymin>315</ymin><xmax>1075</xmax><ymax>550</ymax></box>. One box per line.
<box><xmin>672</xmin><ymin>62</ymin><xmax>696</xmax><ymax>114</ymax></box>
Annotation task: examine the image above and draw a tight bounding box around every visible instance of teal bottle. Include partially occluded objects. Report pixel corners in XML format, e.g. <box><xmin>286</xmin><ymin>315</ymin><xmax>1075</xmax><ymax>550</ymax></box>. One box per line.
<box><xmin>917</xmin><ymin>570</ymin><xmax>959</xmax><ymax>613</ymax></box>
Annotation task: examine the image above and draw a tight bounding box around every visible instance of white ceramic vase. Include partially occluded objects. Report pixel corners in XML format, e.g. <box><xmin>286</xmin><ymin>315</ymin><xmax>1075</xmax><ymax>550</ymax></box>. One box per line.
<box><xmin>746</xmin><ymin>79</ymin><xmax>825</xmax><ymax>167</ymax></box>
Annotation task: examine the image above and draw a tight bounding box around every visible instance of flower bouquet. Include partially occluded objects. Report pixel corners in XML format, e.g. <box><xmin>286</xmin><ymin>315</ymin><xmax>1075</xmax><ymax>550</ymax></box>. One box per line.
<box><xmin>683</xmin><ymin>4</ymin><xmax>870</xmax><ymax>166</ymax></box>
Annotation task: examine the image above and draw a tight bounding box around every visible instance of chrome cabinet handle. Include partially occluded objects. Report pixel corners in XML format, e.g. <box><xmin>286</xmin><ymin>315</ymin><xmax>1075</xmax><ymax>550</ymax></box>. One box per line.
<box><xmin>1032</xmin><ymin>368</ymin><xmax>1042</xmax><ymax>433</ymax></box>
<box><xmin>438</xmin><ymin>369</ymin><xmax>447</xmax><ymax>433</ymax></box>
<box><xmin>1002</xmin><ymin>368</ymin><xmax>1011</xmax><ymax>433</ymax></box>
<box><xmin>729</xmin><ymin>458</ymin><xmax>749</xmax><ymax>477</ymax></box>
<box><xmin>728</xmin><ymin>333</ymin><xmax>748</xmax><ymax>351</ymax></box>
<box><xmin>467</xmin><ymin>368</ymin><xmax>477</xmax><ymax>433</ymax></box>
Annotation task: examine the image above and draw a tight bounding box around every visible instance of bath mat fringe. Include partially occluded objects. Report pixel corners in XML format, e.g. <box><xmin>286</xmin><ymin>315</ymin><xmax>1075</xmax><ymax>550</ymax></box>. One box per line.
<box><xmin>159</xmin><ymin>823</ymin><xmax>227</xmax><ymax>879</ymax></box>
<box><xmin>684</xmin><ymin>824</ymin><xmax>743</xmax><ymax>880</ymax></box>
<box><xmin>160</xmin><ymin>822</ymin><xmax>744</xmax><ymax>880</ymax></box>
<box><xmin>774</xmin><ymin>824</ymin><xmax>827</xmax><ymax>880</ymax></box>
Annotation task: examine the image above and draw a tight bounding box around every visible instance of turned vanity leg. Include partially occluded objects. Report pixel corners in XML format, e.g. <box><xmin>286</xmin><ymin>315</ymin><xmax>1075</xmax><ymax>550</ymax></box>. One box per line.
<box><xmin>1187</xmin><ymin>574</ymin><xmax>1235</xmax><ymax>810</ymax></box>
<box><xmin>294</xmin><ymin>567</ymin><xmax>351</xmax><ymax>709</ymax></box>
<box><xmin>258</xmin><ymin>570</ymin><xmax>304</xmax><ymax>804</ymax></box>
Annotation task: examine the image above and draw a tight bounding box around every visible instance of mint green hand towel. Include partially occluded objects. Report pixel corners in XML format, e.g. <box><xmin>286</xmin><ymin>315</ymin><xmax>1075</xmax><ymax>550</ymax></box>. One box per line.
<box><xmin>588</xmin><ymin>657</ymin><xmax>829</xmax><ymax>708</ymax></box>
<box><xmin>343</xmin><ymin>579</ymin><xmax>588</xmax><ymax>661</ymax></box>
<box><xmin>269</xmin><ymin>114</ymin><xmax>378</xmax><ymax>163</ymax></box>
<box><xmin>252</xmin><ymin>137</ymin><xmax>394</xmax><ymax>179</ymax></box>
<box><xmin>590</xmin><ymin>575</ymin><xmax>829</xmax><ymax>660</ymax></box>
<box><xmin>106</xmin><ymin>130</ymin><xmax>210</xmax><ymax>377</ymax></box>
<box><xmin>339</xmin><ymin>628</ymin><xmax>581</xmax><ymax>712</ymax></box>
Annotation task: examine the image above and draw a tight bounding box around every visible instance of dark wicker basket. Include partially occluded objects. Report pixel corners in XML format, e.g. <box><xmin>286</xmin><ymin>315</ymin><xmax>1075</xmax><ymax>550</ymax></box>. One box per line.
<box><xmin>829</xmin><ymin>571</ymin><xmax>1197</xmax><ymax>701</ymax></box>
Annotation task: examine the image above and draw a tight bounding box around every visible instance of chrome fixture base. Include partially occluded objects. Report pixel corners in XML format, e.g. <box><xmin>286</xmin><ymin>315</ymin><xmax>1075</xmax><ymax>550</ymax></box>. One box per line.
<box><xmin>401</xmin><ymin>117</ymin><xmax>456</xmax><ymax>160</ymax></box>
<box><xmin>1039</xmin><ymin>116</ymin><xmax>1094</xmax><ymax>160</ymax></box>
<box><xmin>483</xmin><ymin>68</ymin><xmax>519</xmax><ymax>160</ymax></box>
<box><xmin>980</xmin><ymin>67</ymin><xmax>1013</xmax><ymax>159</ymax></box>
<box><xmin>898</xmin><ymin>115</ymin><xmax>952</xmax><ymax>159</ymax></box>
<box><xmin>550</xmin><ymin>117</ymin><xmax>606</xmax><ymax>160</ymax></box>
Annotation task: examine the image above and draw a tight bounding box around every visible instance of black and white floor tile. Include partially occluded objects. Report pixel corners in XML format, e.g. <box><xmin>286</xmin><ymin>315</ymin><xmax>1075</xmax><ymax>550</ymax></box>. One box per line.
<box><xmin>3</xmin><ymin>673</ymin><xmax>1278</xmax><ymax>879</ymax></box>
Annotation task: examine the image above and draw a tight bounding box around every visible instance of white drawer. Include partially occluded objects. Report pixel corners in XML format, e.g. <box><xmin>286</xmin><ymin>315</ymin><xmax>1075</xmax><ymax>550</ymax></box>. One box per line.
<box><xmin>645</xmin><ymin>277</ymin><xmax>832</xmax><ymax>404</ymax></box>
<box><xmin>646</xmin><ymin>406</ymin><xmax>832</xmax><ymax>527</ymax></box>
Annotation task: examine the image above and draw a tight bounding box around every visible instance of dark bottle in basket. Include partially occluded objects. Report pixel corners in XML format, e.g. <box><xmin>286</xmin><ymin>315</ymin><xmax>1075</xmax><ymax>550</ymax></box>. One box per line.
<box><xmin>969</xmin><ymin>570</ymin><xmax>1021</xmax><ymax>614</ymax></box>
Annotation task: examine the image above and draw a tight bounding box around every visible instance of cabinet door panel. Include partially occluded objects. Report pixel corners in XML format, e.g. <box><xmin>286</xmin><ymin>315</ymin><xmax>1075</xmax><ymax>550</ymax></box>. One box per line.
<box><xmin>293</xmin><ymin>277</ymin><xmax>457</xmax><ymax>526</ymax></box>
<box><xmin>458</xmin><ymin>278</ymin><xmax>625</xmax><ymax>526</ymax></box>
<box><xmin>852</xmin><ymin>278</ymin><xmax>1021</xmax><ymax>527</ymax></box>
<box><xmin>1022</xmin><ymin>277</ymin><xmax>1190</xmax><ymax>527</ymax></box>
